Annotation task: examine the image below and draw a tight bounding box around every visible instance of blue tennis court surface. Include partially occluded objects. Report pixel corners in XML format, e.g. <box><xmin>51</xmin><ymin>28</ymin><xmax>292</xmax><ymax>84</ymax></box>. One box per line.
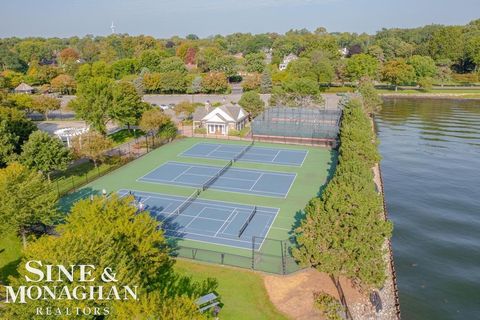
<box><xmin>118</xmin><ymin>189</ymin><xmax>279</xmax><ymax>250</ymax></box>
<box><xmin>180</xmin><ymin>142</ymin><xmax>308</xmax><ymax>166</ymax></box>
<box><xmin>138</xmin><ymin>161</ymin><xmax>296</xmax><ymax>198</ymax></box>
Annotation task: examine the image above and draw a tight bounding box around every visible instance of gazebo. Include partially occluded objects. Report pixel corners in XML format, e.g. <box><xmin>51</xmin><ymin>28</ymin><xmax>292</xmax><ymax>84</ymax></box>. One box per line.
<box><xmin>14</xmin><ymin>82</ymin><xmax>34</xmax><ymax>94</ymax></box>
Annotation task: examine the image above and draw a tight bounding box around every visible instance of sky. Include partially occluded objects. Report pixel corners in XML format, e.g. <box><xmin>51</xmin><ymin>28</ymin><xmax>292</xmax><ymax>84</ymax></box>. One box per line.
<box><xmin>1</xmin><ymin>0</ymin><xmax>479</xmax><ymax>38</ymax></box>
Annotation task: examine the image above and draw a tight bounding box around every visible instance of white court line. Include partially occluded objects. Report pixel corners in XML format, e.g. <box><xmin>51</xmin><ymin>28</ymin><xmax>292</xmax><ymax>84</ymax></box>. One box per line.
<box><xmin>270</xmin><ymin>150</ymin><xmax>281</xmax><ymax>163</ymax></box>
<box><xmin>138</xmin><ymin>176</ymin><xmax>287</xmax><ymax>197</ymax></box>
<box><xmin>171</xmin><ymin>165</ymin><xmax>195</xmax><ymax>182</ymax></box>
<box><xmin>248</xmin><ymin>173</ymin><xmax>264</xmax><ymax>191</ymax></box>
<box><xmin>214</xmin><ymin>208</ymin><xmax>237</xmax><ymax>237</ymax></box>
<box><xmin>206</xmin><ymin>145</ymin><xmax>223</xmax><ymax>156</ymax></box>
<box><xmin>183</xmin><ymin>207</ymin><xmax>208</xmax><ymax>229</ymax></box>
<box><xmin>168</xmin><ymin>161</ymin><xmax>299</xmax><ymax>176</ymax></box>
<box><xmin>117</xmin><ymin>189</ymin><xmax>280</xmax><ymax>212</ymax></box>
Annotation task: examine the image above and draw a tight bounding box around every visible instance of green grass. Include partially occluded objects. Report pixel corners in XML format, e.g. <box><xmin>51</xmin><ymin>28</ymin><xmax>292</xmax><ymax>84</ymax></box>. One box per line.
<box><xmin>108</xmin><ymin>129</ymin><xmax>144</xmax><ymax>146</ymax></box>
<box><xmin>0</xmin><ymin>230</ymin><xmax>22</xmax><ymax>284</ymax></box>
<box><xmin>52</xmin><ymin>161</ymin><xmax>118</xmax><ymax>196</ymax></box>
<box><xmin>175</xmin><ymin>259</ymin><xmax>288</xmax><ymax>320</ymax></box>
<box><xmin>59</xmin><ymin>137</ymin><xmax>336</xmax><ymax>272</ymax></box>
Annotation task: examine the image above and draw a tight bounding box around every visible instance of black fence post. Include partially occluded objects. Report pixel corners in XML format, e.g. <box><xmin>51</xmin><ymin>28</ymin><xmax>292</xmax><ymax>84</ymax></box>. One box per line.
<box><xmin>251</xmin><ymin>236</ymin><xmax>255</xmax><ymax>270</ymax></box>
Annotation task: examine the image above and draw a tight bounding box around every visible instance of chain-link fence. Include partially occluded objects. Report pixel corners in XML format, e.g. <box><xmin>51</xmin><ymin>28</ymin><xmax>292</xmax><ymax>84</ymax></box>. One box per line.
<box><xmin>51</xmin><ymin>134</ymin><xmax>171</xmax><ymax>198</ymax></box>
<box><xmin>251</xmin><ymin>107</ymin><xmax>342</xmax><ymax>147</ymax></box>
<box><xmin>172</xmin><ymin>236</ymin><xmax>302</xmax><ymax>275</ymax></box>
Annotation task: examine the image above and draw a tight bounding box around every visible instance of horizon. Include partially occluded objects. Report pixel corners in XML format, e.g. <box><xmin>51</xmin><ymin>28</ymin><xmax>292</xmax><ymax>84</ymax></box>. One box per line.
<box><xmin>1</xmin><ymin>0</ymin><xmax>479</xmax><ymax>38</ymax></box>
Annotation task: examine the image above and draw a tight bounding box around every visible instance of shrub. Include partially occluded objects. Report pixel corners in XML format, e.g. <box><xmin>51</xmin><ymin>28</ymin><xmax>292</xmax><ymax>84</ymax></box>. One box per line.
<box><xmin>194</xmin><ymin>127</ymin><xmax>206</xmax><ymax>134</ymax></box>
<box><xmin>313</xmin><ymin>292</ymin><xmax>344</xmax><ymax>320</ymax></box>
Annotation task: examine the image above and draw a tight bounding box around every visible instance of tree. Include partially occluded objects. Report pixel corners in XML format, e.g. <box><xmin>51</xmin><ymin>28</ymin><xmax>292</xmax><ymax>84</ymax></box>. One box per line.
<box><xmin>20</xmin><ymin>131</ymin><xmax>71</xmax><ymax>181</ymax></box>
<box><xmin>358</xmin><ymin>78</ymin><xmax>382</xmax><ymax>114</ymax></box>
<box><xmin>260</xmin><ymin>68</ymin><xmax>272</xmax><ymax>93</ymax></box>
<box><xmin>139</xmin><ymin>109</ymin><xmax>171</xmax><ymax>136</ymax></box>
<box><xmin>58</xmin><ymin>47</ymin><xmax>80</xmax><ymax>65</ymax></box>
<box><xmin>310</xmin><ymin>50</ymin><xmax>335</xmax><ymax>84</ymax></box>
<box><xmin>174</xmin><ymin>101</ymin><xmax>196</xmax><ymax>117</ymax></box>
<box><xmin>294</xmin><ymin>99</ymin><xmax>391</xmax><ymax>289</ymax></box>
<box><xmin>201</xmin><ymin>72</ymin><xmax>229</xmax><ymax>93</ymax></box>
<box><xmin>238</xmin><ymin>91</ymin><xmax>265</xmax><ymax>118</ymax></box>
<box><xmin>0</xmin><ymin>106</ymin><xmax>36</xmax><ymax>165</ymax></box>
<box><xmin>139</xmin><ymin>49</ymin><xmax>169</xmax><ymax>71</ymax></box>
<box><xmin>71</xmin><ymin>131</ymin><xmax>113</xmax><ymax>167</ymax></box>
<box><xmin>2</xmin><ymin>194</ymin><xmax>213</xmax><ymax>319</ymax></box>
<box><xmin>197</xmin><ymin>47</ymin><xmax>224</xmax><ymax>72</ymax></box>
<box><xmin>427</xmin><ymin>26</ymin><xmax>465</xmax><ymax>66</ymax></box>
<box><xmin>270</xmin><ymin>78</ymin><xmax>324</xmax><ymax>107</ymax></box>
<box><xmin>345</xmin><ymin>53</ymin><xmax>379</xmax><ymax>81</ymax></box>
<box><xmin>245</xmin><ymin>52</ymin><xmax>265</xmax><ymax>73</ymax></box>
<box><xmin>74</xmin><ymin>76</ymin><xmax>115</xmax><ymax>134</ymax></box>
<box><xmin>31</xmin><ymin>95</ymin><xmax>60</xmax><ymax>120</ymax></box>
<box><xmin>6</xmin><ymin>93</ymin><xmax>34</xmax><ymax>112</ymax></box>
<box><xmin>381</xmin><ymin>59</ymin><xmax>416</xmax><ymax>91</ymax></box>
<box><xmin>111</xmin><ymin>81</ymin><xmax>148</xmax><ymax>129</ymax></box>
<box><xmin>158</xmin><ymin>71</ymin><xmax>188</xmax><ymax>93</ymax></box>
<box><xmin>189</xmin><ymin>76</ymin><xmax>203</xmax><ymax>94</ymax></box>
<box><xmin>158</xmin><ymin>57</ymin><xmax>188</xmax><ymax>74</ymax></box>
<box><xmin>186</xmin><ymin>33</ymin><xmax>199</xmax><ymax>40</ymax></box>
<box><xmin>242</xmin><ymin>73</ymin><xmax>261</xmax><ymax>91</ymax></box>
<box><xmin>407</xmin><ymin>55</ymin><xmax>437</xmax><ymax>80</ymax></box>
<box><xmin>0</xmin><ymin>162</ymin><xmax>60</xmax><ymax>248</ymax></box>
<box><xmin>50</xmin><ymin>74</ymin><xmax>76</xmax><ymax>94</ymax></box>
<box><xmin>111</xmin><ymin>58</ymin><xmax>139</xmax><ymax>79</ymax></box>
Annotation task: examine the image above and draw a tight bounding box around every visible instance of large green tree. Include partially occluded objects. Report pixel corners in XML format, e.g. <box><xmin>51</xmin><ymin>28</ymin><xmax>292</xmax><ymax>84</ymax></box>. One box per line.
<box><xmin>407</xmin><ymin>55</ymin><xmax>438</xmax><ymax>80</ymax></box>
<box><xmin>381</xmin><ymin>59</ymin><xmax>416</xmax><ymax>90</ymax></box>
<box><xmin>31</xmin><ymin>95</ymin><xmax>61</xmax><ymax>120</ymax></box>
<box><xmin>0</xmin><ymin>162</ymin><xmax>60</xmax><ymax>248</ymax></box>
<box><xmin>1</xmin><ymin>194</ymin><xmax>213</xmax><ymax>319</ymax></box>
<box><xmin>238</xmin><ymin>91</ymin><xmax>265</xmax><ymax>118</ymax></box>
<box><xmin>270</xmin><ymin>78</ymin><xmax>324</xmax><ymax>107</ymax></box>
<box><xmin>74</xmin><ymin>76</ymin><xmax>115</xmax><ymax>134</ymax></box>
<box><xmin>345</xmin><ymin>54</ymin><xmax>379</xmax><ymax>82</ymax></box>
<box><xmin>111</xmin><ymin>81</ymin><xmax>148</xmax><ymax>129</ymax></box>
<box><xmin>20</xmin><ymin>131</ymin><xmax>72</xmax><ymax>181</ymax></box>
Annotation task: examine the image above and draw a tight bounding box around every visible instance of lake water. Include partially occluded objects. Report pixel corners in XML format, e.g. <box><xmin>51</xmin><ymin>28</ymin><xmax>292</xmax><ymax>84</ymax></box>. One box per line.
<box><xmin>376</xmin><ymin>98</ymin><xmax>480</xmax><ymax>320</ymax></box>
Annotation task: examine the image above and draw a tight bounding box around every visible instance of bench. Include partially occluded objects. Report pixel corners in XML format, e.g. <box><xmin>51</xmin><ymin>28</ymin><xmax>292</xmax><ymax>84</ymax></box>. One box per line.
<box><xmin>196</xmin><ymin>293</ymin><xmax>221</xmax><ymax>314</ymax></box>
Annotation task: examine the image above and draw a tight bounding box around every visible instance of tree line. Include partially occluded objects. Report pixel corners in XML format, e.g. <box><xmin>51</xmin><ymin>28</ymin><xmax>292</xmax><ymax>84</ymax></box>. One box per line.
<box><xmin>1</xmin><ymin>19</ymin><xmax>480</xmax><ymax>98</ymax></box>
<box><xmin>294</xmin><ymin>95</ymin><xmax>392</xmax><ymax>290</ymax></box>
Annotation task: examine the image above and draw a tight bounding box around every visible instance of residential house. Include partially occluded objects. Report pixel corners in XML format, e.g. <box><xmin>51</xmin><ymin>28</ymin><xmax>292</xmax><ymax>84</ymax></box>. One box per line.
<box><xmin>279</xmin><ymin>53</ymin><xmax>298</xmax><ymax>71</ymax></box>
<box><xmin>193</xmin><ymin>103</ymin><xmax>248</xmax><ymax>135</ymax></box>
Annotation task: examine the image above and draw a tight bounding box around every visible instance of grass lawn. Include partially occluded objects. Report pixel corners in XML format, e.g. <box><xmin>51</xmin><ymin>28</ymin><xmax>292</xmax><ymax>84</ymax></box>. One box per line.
<box><xmin>108</xmin><ymin>129</ymin><xmax>144</xmax><ymax>146</ymax></box>
<box><xmin>0</xmin><ymin>230</ymin><xmax>22</xmax><ymax>283</ymax></box>
<box><xmin>52</xmin><ymin>161</ymin><xmax>118</xmax><ymax>196</ymax></box>
<box><xmin>175</xmin><ymin>259</ymin><xmax>288</xmax><ymax>320</ymax></box>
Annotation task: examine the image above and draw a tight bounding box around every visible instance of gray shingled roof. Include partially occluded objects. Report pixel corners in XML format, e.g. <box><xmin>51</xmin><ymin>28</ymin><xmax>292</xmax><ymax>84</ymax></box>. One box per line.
<box><xmin>14</xmin><ymin>82</ymin><xmax>34</xmax><ymax>92</ymax></box>
<box><xmin>193</xmin><ymin>104</ymin><xmax>246</xmax><ymax>122</ymax></box>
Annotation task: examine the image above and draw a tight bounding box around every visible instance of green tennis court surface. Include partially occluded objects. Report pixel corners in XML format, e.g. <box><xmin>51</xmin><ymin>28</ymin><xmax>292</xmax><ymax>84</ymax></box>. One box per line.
<box><xmin>60</xmin><ymin>138</ymin><xmax>336</xmax><ymax>273</ymax></box>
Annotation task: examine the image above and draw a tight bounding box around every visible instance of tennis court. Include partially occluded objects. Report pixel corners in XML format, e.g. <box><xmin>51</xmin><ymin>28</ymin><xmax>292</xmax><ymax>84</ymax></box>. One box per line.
<box><xmin>138</xmin><ymin>161</ymin><xmax>296</xmax><ymax>198</ymax></box>
<box><xmin>180</xmin><ymin>142</ymin><xmax>308</xmax><ymax>166</ymax></box>
<box><xmin>118</xmin><ymin>189</ymin><xmax>279</xmax><ymax>250</ymax></box>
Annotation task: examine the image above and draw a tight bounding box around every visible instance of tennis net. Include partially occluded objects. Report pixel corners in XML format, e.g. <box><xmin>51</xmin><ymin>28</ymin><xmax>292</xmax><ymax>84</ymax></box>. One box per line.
<box><xmin>233</xmin><ymin>141</ymin><xmax>254</xmax><ymax>162</ymax></box>
<box><xmin>202</xmin><ymin>160</ymin><xmax>232</xmax><ymax>191</ymax></box>
<box><xmin>238</xmin><ymin>206</ymin><xmax>257</xmax><ymax>237</ymax></box>
<box><xmin>173</xmin><ymin>189</ymin><xmax>201</xmax><ymax>216</ymax></box>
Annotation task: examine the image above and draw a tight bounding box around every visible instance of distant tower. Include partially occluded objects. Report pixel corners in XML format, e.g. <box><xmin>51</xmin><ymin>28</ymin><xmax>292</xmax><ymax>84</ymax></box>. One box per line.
<box><xmin>110</xmin><ymin>21</ymin><xmax>116</xmax><ymax>34</ymax></box>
